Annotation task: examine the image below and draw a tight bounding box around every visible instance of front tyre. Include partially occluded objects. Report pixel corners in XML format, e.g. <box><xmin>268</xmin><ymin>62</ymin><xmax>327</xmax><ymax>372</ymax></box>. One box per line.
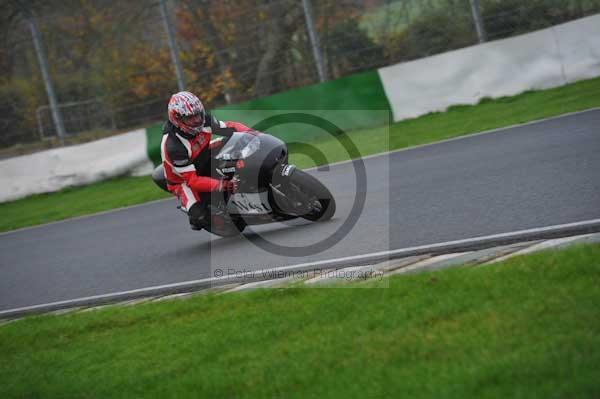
<box><xmin>277</xmin><ymin>169</ymin><xmax>336</xmax><ymax>222</ymax></box>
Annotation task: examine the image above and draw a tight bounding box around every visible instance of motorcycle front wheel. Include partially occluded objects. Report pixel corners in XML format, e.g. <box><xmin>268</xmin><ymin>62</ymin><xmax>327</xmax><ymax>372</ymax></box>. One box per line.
<box><xmin>276</xmin><ymin>170</ymin><xmax>336</xmax><ymax>222</ymax></box>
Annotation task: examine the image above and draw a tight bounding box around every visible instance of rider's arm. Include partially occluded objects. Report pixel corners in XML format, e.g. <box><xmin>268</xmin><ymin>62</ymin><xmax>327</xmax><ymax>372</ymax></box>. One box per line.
<box><xmin>224</xmin><ymin>120</ymin><xmax>251</xmax><ymax>132</ymax></box>
<box><xmin>163</xmin><ymin>160</ymin><xmax>222</xmax><ymax>193</ymax></box>
<box><xmin>207</xmin><ymin>113</ymin><xmax>253</xmax><ymax>137</ymax></box>
<box><xmin>164</xmin><ymin>137</ymin><xmax>223</xmax><ymax>193</ymax></box>
<box><xmin>181</xmin><ymin>169</ymin><xmax>221</xmax><ymax>192</ymax></box>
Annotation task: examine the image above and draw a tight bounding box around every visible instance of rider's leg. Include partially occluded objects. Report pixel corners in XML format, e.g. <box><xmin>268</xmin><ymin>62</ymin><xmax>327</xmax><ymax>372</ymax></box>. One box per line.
<box><xmin>174</xmin><ymin>183</ymin><xmax>208</xmax><ymax>230</ymax></box>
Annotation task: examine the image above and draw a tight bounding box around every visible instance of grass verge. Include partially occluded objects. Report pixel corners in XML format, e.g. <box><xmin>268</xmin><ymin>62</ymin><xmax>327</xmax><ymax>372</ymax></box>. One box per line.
<box><xmin>0</xmin><ymin>176</ymin><xmax>169</xmax><ymax>232</ymax></box>
<box><xmin>1</xmin><ymin>243</ymin><xmax>599</xmax><ymax>398</ymax></box>
<box><xmin>1</xmin><ymin>77</ymin><xmax>599</xmax><ymax>232</ymax></box>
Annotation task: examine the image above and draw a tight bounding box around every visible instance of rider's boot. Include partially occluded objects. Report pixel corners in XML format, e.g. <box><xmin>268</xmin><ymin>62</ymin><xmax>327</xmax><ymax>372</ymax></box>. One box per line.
<box><xmin>188</xmin><ymin>202</ymin><xmax>208</xmax><ymax>231</ymax></box>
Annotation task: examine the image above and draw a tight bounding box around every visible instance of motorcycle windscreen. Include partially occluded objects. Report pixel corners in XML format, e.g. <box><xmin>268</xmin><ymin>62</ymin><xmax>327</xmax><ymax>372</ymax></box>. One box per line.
<box><xmin>215</xmin><ymin>133</ymin><xmax>259</xmax><ymax>161</ymax></box>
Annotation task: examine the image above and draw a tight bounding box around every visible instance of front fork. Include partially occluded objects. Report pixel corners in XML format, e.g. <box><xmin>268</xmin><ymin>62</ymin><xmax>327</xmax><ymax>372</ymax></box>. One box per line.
<box><xmin>270</xmin><ymin>162</ymin><xmax>297</xmax><ymax>191</ymax></box>
<box><xmin>269</xmin><ymin>163</ymin><xmax>314</xmax><ymax>216</ymax></box>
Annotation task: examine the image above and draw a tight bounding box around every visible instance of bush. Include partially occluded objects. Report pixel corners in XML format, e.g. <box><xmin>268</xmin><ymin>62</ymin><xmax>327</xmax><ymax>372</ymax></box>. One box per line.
<box><xmin>379</xmin><ymin>0</ymin><xmax>600</xmax><ymax>64</ymax></box>
<box><xmin>482</xmin><ymin>0</ymin><xmax>576</xmax><ymax>40</ymax></box>
<box><xmin>480</xmin><ymin>0</ymin><xmax>594</xmax><ymax>40</ymax></box>
<box><xmin>325</xmin><ymin>20</ymin><xmax>385</xmax><ymax>77</ymax></box>
<box><xmin>0</xmin><ymin>80</ymin><xmax>42</xmax><ymax>148</ymax></box>
<box><xmin>384</xmin><ymin>7</ymin><xmax>476</xmax><ymax>63</ymax></box>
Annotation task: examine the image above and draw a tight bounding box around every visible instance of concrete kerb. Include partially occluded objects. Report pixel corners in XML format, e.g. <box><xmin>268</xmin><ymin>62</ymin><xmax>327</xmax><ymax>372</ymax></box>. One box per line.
<box><xmin>1</xmin><ymin>221</ymin><xmax>600</xmax><ymax>320</ymax></box>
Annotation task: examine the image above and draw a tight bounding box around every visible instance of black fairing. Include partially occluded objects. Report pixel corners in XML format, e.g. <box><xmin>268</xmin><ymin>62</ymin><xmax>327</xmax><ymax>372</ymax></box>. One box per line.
<box><xmin>216</xmin><ymin>133</ymin><xmax>287</xmax><ymax>192</ymax></box>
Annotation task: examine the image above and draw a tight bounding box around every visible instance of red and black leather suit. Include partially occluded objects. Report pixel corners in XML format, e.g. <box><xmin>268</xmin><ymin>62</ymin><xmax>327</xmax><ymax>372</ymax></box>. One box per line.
<box><xmin>160</xmin><ymin>113</ymin><xmax>251</xmax><ymax>228</ymax></box>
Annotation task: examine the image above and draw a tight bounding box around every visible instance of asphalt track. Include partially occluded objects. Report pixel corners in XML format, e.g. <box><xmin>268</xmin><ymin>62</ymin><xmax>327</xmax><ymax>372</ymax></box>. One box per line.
<box><xmin>1</xmin><ymin>110</ymin><xmax>600</xmax><ymax>311</ymax></box>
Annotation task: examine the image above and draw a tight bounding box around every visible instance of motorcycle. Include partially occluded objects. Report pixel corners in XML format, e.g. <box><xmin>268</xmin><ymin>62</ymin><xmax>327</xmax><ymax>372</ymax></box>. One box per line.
<box><xmin>151</xmin><ymin>130</ymin><xmax>336</xmax><ymax>237</ymax></box>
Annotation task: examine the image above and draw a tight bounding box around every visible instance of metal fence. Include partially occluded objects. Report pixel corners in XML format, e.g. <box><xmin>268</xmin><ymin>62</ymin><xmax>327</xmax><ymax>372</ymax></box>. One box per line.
<box><xmin>2</xmin><ymin>0</ymin><xmax>600</xmax><ymax>148</ymax></box>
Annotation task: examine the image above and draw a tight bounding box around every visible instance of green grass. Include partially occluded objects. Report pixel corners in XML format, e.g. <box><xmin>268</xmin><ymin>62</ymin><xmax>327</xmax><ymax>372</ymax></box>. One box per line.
<box><xmin>1</xmin><ymin>244</ymin><xmax>599</xmax><ymax>398</ymax></box>
<box><xmin>1</xmin><ymin>77</ymin><xmax>599</xmax><ymax>233</ymax></box>
<box><xmin>291</xmin><ymin>76</ymin><xmax>600</xmax><ymax>166</ymax></box>
<box><xmin>0</xmin><ymin>176</ymin><xmax>169</xmax><ymax>232</ymax></box>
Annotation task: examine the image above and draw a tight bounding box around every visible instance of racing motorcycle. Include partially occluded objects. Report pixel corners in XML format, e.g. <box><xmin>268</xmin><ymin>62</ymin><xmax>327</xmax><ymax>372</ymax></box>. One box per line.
<box><xmin>151</xmin><ymin>130</ymin><xmax>336</xmax><ymax>237</ymax></box>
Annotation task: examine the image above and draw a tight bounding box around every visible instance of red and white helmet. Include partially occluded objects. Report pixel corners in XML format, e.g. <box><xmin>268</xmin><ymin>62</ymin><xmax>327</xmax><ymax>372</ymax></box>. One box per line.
<box><xmin>168</xmin><ymin>91</ymin><xmax>206</xmax><ymax>136</ymax></box>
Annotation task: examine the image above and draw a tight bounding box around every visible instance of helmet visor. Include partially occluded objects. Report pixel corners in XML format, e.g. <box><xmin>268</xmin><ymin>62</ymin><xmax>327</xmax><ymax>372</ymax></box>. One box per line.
<box><xmin>180</xmin><ymin>112</ymin><xmax>203</xmax><ymax>128</ymax></box>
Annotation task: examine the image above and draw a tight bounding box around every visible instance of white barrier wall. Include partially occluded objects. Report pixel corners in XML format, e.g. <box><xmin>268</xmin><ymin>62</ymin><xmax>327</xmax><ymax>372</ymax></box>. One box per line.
<box><xmin>378</xmin><ymin>15</ymin><xmax>600</xmax><ymax>121</ymax></box>
<box><xmin>0</xmin><ymin>129</ymin><xmax>154</xmax><ymax>203</ymax></box>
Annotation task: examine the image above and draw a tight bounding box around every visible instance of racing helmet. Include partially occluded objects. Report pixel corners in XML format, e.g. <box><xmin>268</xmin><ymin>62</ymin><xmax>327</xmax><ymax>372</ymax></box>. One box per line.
<box><xmin>168</xmin><ymin>91</ymin><xmax>206</xmax><ymax>136</ymax></box>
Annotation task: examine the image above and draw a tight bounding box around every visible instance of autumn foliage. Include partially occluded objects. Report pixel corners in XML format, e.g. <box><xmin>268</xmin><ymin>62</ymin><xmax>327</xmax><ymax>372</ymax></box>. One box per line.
<box><xmin>2</xmin><ymin>0</ymin><xmax>598</xmax><ymax>148</ymax></box>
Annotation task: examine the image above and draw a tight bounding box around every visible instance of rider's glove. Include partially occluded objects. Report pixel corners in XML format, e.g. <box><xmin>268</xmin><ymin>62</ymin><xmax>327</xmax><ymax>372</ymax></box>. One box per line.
<box><xmin>219</xmin><ymin>179</ymin><xmax>238</xmax><ymax>194</ymax></box>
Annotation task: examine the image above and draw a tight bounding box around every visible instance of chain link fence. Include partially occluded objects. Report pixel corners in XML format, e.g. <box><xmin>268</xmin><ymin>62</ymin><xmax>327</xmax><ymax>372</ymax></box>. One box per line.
<box><xmin>2</xmin><ymin>0</ymin><xmax>600</xmax><ymax>148</ymax></box>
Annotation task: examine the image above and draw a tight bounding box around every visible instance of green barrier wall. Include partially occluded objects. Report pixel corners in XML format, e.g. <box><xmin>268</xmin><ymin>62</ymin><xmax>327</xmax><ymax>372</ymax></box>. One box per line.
<box><xmin>220</xmin><ymin>70</ymin><xmax>390</xmax><ymax>110</ymax></box>
<box><xmin>146</xmin><ymin>122</ymin><xmax>164</xmax><ymax>167</ymax></box>
<box><xmin>146</xmin><ymin>70</ymin><xmax>391</xmax><ymax>165</ymax></box>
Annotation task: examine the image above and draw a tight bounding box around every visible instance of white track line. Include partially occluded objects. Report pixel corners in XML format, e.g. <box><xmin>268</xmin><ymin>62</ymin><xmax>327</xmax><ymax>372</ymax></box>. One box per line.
<box><xmin>1</xmin><ymin>107</ymin><xmax>598</xmax><ymax>237</ymax></box>
<box><xmin>2</xmin><ymin>217</ymin><xmax>599</xmax><ymax>318</ymax></box>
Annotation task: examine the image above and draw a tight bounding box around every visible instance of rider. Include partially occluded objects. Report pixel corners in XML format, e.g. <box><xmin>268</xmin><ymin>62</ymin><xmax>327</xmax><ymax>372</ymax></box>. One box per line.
<box><xmin>161</xmin><ymin>91</ymin><xmax>253</xmax><ymax>230</ymax></box>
